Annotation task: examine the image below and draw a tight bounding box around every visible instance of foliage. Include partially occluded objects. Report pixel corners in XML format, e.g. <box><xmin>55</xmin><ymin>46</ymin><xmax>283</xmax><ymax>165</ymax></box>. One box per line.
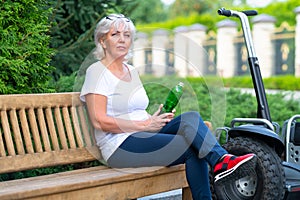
<box><xmin>137</xmin><ymin>0</ymin><xmax>299</xmax><ymax>33</ymax></box>
<box><xmin>130</xmin><ymin>0</ymin><xmax>168</xmax><ymax>24</ymax></box>
<box><xmin>0</xmin><ymin>0</ymin><xmax>54</xmax><ymax>94</ymax></box>
<box><xmin>49</xmin><ymin>0</ymin><xmax>138</xmax><ymax>80</ymax></box>
<box><xmin>142</xmin><ymin>76</ymin><xmax>300</xmax><ymax>129</ymax></box>
<box><xmin>256</xmin><ymin>0</ymin><xmax>300</xmax><ymax>27</ymax></box>
<box><xmin>136</xmin><ymin>12</ymin><xmax>221</xmax><ymax>33</ymax></box>
<box><xmin>167</xmin><ymin>0</ymin><xmax>248</xmax><ymax>18</ymax></box>
<box><xmin>222</xmin><ymin>75</ymin><xmax>300</xmax><ymax>91</ymax></box>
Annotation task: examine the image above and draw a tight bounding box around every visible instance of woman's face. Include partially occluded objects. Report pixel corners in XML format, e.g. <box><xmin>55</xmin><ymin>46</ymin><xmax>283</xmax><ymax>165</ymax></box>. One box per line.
<box><xmin>102</xmin><ymin>23</ymin><xmax>132</xmax><ymax>61</ymax></box>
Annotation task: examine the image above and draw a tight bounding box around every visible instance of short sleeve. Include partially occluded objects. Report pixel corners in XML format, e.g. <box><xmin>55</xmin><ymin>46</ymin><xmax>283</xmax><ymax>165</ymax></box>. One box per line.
<box><xmin>80</xmin><ymin>61</ymin><xmax>108</xmax><ymax>102</ymax></box>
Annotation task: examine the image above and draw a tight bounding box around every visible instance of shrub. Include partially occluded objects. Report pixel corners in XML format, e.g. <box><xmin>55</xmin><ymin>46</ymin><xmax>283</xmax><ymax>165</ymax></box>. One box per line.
<box><xmin>0</xmin><ymin>0</ymin><xmax>54</xmax><ymax>94</ymax></box>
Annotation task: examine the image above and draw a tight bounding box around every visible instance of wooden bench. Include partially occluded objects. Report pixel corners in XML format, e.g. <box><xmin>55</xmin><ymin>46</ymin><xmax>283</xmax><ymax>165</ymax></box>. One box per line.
<box><xmin>0</xmin><ymin>92</ymin><xmax>191</xmax><ymax>200</ymax></box>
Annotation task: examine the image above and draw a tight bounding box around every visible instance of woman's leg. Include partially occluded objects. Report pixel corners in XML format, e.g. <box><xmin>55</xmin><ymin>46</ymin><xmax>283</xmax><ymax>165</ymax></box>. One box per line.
<box><xmin>160</xmin><ymin>111</ymin><xmax>227</xmax><ymax>167</ymax></box>
<box><xmin>107</xmin><ymin>132</ymin><xmax>212</xmax><ymax>199</ymax></box>
<box><xmin>161</xmin><ymin>111</ymin><xmax>257</xmax><ymax>184</ymax></box>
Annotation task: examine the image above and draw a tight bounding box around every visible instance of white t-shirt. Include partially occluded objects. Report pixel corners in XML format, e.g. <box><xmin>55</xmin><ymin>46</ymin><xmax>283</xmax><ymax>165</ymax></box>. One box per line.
<box><xmin>80</xmin><ymin>61</ymin><xmax>150</xmax><ymax>161</ymax></box>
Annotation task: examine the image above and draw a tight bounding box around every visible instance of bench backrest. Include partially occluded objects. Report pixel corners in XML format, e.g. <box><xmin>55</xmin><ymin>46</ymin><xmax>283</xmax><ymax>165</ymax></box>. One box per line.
<box><xmin>0</xmin><ymin>92</ymin><xmax>100</xmax><ymax>174</ymax></box>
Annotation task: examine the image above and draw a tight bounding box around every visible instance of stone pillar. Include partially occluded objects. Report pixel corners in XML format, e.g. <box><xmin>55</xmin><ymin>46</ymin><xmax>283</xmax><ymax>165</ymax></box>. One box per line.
<box><xmin>152</xmin><ymin>29</ymin><xmax>169</xmax><ymax>77</ymax></box>
<box><xmin>173</xmin><ymin>26</ymin><xmax>189</xmax><ymax>77</ymax></box>
<box><xmin>295</xmin><ymin>6</ymin><xmax>300</xmax><ymax>77</ymax></box>
<box><xmin>216</xmin><ymin>19</ymin><xmax>237</xmax><ymax>77</ymax></box>
<box><xmin>133</xmin><ymin>32</ymin><xmax>149</xmax><ymax>75</ymax></box>
<box><xmin>186</xmin><ymin>24</ymin><xmax>207</xmax><ymax>77</ymax></box>
<box><xmin>252</xmin><ymin>14</ymin><xmax>276</xmax><ymax>78</ymax></box>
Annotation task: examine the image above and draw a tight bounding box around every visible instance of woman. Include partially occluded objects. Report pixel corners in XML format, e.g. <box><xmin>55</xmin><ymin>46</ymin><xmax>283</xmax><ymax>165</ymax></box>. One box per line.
<box><xmin>80</xmin><ymin>14</ymin><xmax>257</xmax><ymax>199</ymax></box>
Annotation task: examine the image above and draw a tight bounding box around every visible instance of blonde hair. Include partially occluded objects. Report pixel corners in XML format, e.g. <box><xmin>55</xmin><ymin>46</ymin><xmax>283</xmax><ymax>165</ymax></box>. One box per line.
<box><xmin>93</xmin><ymin>14</ymin><xmax>136</xmax><ymax>60</ymax></box>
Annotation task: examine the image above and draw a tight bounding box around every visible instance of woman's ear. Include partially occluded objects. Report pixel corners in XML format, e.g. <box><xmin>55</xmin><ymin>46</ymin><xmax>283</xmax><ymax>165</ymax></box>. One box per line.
<box><xmin>100</xmin><ymin>40</ymin><xmax>106</xmax><ymax>49</ymax></box>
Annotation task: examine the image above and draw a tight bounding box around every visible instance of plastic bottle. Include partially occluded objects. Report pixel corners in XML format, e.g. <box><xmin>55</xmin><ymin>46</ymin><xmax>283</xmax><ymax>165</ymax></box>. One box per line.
<box><xmin>161</xmin><ymin>82</ymin><xmax>184</xmax><ymax>113</ymax></box>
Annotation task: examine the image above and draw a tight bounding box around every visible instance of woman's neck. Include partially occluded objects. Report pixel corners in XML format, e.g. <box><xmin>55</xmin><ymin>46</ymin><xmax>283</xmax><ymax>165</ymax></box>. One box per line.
<box><xmin>101</xmin><ymin>57</ymin><xmax>131</xmax><ymax>82</ymax></box>
<box><xmin>101</xmin><ymin>57</ymin><xmax>124</xmax><ymax>71</ymax></box>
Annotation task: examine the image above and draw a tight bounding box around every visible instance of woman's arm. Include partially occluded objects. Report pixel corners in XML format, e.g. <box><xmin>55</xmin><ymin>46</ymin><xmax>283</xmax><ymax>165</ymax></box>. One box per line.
<box><xmin>85</xmin><ymin>94</ymin><xmax>174</xmax><ymax>133</ymax></box>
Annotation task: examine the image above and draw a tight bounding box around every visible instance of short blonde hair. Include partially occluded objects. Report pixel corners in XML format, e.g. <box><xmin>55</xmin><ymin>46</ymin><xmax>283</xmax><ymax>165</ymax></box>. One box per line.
<box><xmin>93</xmin><ymin>14</ymin><xmax>136</xmax><ymax>60</ymax></box>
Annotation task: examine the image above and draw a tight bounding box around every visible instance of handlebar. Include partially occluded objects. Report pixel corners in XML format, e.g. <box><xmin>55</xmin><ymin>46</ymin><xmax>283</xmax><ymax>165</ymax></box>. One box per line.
<box><xmin>218</xmin><ymin>7</ymin><xmax>258</xmax><ymax>17</ymax></box>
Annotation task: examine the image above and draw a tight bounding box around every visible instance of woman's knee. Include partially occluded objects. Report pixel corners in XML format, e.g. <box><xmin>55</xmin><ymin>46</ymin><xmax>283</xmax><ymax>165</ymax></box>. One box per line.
<box><xmin>182</xmin><ymin>111</ymin><xmax>202</xmax><ymax>120</ymax></box>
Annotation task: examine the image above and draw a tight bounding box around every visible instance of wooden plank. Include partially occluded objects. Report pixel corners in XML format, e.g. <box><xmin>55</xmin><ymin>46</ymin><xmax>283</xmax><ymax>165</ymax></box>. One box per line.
<box><xmin>1</xmin><ymin>111</ymin><xmax>15</xmax><ymax>156</ymax></box>
<box><xmin>0</xmin><ymin>128</ymin><xmax>6</xmax><ymax>157</ymax></box>
<box><xmin>182</xmin><ymin>187</ymin><xmax>193</xmax><ymax>200</ymax></box>
<box><xmin>45</xmin><ymin>107</ymin><xmax>60</xmax><ymax>151</ymax></box>
<box><xmin>28</xmin><ymin>108</ymin><xmax>43</xmax><ymax>153</ymax></box>
<box><xmin>54</xmin><ymin>107</ymin><xmax>68</xmax><ymax>150</ymax></box>
<box><xmin>70</xmin><ymin>106</ymin><xmax>84</xmax><ymax>148</ymax></box>
<box><xmin>62</xmin><ymin>107</ymin><xmax>76</xmax><ymax>149</ymax></box>
<box><xmin>0</xmin><ymin>147</ymin><xmax>98</xmax><ymax>174</ymax></box>
<box><xmin>0</xmin><ymin>165</ymin><xmax>188</xmax><ymax>200</ymax></box>
<box><xmin>9</xmin><ymin>109</ymin><xmax>25</xmax><ymax>155</ymax></box>
<box><xmin>0</xmin><ymin>92</ymin><xmax>82</xmax><ymax>110</ymax></box>
<box><xmin>77</xmin><ymin>106</ymin><xmax>92</xmax><ymax>147</ymax></box>
<box><xmin>37</xmin><ymin>108</ymin><xmax>51</xmax><ymax>152</ymax></box>
<box><xmin>19</xmin><ymin>109</ymin><xmax>34</xmax><ymax>154</ymax></box>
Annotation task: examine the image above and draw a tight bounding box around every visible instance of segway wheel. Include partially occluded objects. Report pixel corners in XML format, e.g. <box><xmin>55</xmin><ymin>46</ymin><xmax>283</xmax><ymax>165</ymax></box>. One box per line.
<box><xmin>210</xmin><ymin>136</ymin><xmax>285</xmax><ymax>200</ymax></box>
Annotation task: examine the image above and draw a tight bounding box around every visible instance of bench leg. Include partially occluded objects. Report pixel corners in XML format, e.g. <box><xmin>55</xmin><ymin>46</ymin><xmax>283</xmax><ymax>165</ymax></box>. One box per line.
<box><xmin>182</xmin><ymin>187</ymin><xmax>192</xmax><ymax>200</ymax></box>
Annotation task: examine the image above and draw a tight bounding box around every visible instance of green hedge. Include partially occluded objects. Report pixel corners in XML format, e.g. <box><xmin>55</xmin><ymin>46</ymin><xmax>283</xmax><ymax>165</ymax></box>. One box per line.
<box><xmin>223</xmin><ymin>75</ymin><xmax>300</xmax><ymax>91</ymax></box>
<box><xmin>141</xmin><ymin>76</ymin><xmax>300</xmax><ymax>129</ymax></box>
<box><xmin>0</xmin><ymin>0</ymin><xmax>54</xmax><ymax>94</ymax></box>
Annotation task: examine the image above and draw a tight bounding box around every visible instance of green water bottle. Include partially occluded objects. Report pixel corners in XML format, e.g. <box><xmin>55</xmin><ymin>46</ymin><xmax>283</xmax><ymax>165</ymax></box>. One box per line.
<box><xmin>162</xmin><ymin>82</ymin><xmax>184</xmax><ymax>113</ymax></box>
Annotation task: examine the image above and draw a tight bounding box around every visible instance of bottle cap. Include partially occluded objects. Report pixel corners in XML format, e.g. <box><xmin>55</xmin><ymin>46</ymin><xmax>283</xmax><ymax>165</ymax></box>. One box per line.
<box><xmin>179</xmin><ymin>82</ymin><xmax>184</xmax><ymax>87</ymax></box>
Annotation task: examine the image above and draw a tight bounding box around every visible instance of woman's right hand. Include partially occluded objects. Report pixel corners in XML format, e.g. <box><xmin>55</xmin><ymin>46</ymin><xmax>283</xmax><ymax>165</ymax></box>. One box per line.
<box><xmin>143</xmin><ymin>104</ymin><xmax>174</xmax><ymax>132</ymax></box>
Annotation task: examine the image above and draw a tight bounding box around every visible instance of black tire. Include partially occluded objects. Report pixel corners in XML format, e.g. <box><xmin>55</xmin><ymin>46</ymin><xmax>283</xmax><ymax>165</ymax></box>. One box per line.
<box><xmin>210</xmin><ymin>136</ymin><xmax>285</xmax><ymax>200</ymax></box>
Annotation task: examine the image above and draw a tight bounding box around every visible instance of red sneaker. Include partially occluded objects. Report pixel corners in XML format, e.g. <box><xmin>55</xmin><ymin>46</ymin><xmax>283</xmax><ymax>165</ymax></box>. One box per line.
<box><xmin>213</xmin><ymin>153</ymin><xmax>257</xmax><ymax>183</ymax></box>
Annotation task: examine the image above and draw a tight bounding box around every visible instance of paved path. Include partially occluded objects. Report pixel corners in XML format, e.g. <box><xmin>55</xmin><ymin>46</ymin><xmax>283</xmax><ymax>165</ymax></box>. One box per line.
<box><xmin>138</xmin><ymin>189</ymin><xmax>182</xmax><ymax>200</ymax></box>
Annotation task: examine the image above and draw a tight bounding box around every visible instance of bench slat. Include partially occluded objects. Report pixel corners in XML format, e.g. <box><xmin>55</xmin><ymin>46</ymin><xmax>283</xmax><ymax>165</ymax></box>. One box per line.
<box><xmin>0</xmin><ymin>128</ymin><xmax>6</xmax><ymax>156</ymax></box>
<box><xmin>71</xmin><ymin>106</ymin><xmax>84</xmax><ymax>148</ymax></box>
<box><xmin>9</xmin><ymin>109</ymin><xmax>25</xmax><ymax>155</ymax></box>
<box><xmin>1</xmin><ymin>110</ymin><xmax>15</xmax><ymax>156</ymax></box>
<box><xmin>0</xmin><ymin>147</ymin><xmax>99</xmax><ymax>174</ymax></box>
<box><xmin>55</xmin><ymin>107</ymin><xmax>68</xmax><ymax>150</ymax></box>
<box><xmin>46</xmin><ymin>107</ymin><xmax>60</xmax><ymax>151</ymax></box>
<box><xmin>77</xmin><ymin>106</ymin><xmax>93</xmax><ymax>147</ymax></box>
<box><xmin>63</xmin><ymin>107</ymin><xmax>77</xmax><ymax>149</ymax></box>
<box><xmin>28</xmin><ymin>108</ymin><xmax>43</xmax><ymax>153</ymax></box>
<box><xmin>19</xmin><ymin>109</ymin><xmax>34</xmax><ymax>154</ymax></box>
<box><xmin>37</xmin><ymin>108</ymin><xmax>52</xmax><ymax>152</ymax></box>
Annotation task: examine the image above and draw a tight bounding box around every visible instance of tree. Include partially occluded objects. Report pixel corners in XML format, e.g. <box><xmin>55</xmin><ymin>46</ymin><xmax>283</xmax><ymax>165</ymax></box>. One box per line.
<box><xmin>257</xmin><ymin>0</ymin><xmax>299</xmax><ymax>26</ymax></box>
<box><xmin>130</xmin><ymin>0</ymin><xmax>167</xmax><ymax>24</ymax></box>
<box><xmin>0</xmin><ymin>0</ymin><xmax>54</xmax><ymax>94</ymax></box>
<box><xmin>169</xmin><ymin>0</ymin><xmax>210</xmax><ymax>17</ymax></box>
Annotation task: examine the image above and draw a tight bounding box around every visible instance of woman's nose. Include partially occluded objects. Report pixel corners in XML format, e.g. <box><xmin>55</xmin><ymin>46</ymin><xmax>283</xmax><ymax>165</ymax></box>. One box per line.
<box><xmin>118</xmin><ymin>34</ymin><xmax>125</xmax><ymax>42</ymax></box>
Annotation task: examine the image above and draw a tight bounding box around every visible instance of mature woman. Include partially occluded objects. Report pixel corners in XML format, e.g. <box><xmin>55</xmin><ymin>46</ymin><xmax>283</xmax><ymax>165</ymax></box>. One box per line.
<box><xmin>80</xmin><ymin>14</ymin><xmax>257</xmax><ymax>199</ymax></box>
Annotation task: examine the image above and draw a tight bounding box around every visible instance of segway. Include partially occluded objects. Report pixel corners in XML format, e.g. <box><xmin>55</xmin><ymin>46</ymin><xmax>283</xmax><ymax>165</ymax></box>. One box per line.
<box><xmin>211</xmin><ymin>8</ymin><xmax>300</xmax><ymax>200</ymax></box>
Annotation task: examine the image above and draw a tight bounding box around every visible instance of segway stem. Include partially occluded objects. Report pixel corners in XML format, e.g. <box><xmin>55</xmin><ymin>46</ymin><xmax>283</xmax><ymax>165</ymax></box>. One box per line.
<box><xmin>218</xmin><ymin>8</ymin><xmax>272</xmax><ymax>123</ymax></box>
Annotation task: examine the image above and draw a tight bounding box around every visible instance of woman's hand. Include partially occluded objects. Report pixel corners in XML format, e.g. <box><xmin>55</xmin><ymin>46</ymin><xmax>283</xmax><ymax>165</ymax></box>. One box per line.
<box><xmin>143</xmin><ymin>104</ymin><xmax>174</xmax><ymax>132</ymax></box>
